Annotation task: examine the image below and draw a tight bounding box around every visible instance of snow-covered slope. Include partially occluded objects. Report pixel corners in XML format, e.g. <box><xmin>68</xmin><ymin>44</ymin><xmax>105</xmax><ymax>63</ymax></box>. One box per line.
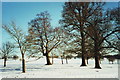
<box><xmin>0</xmin><ymin>57</ymin><xmax>119</xmax><ymax>78</ymax></box>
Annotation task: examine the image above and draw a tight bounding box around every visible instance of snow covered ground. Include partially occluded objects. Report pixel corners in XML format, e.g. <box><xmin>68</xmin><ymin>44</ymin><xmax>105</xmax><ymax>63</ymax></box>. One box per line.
<box><xmin>0</xmin><ymin>57</ymin><xmax>119</xmax><ymax>78</ymax></box>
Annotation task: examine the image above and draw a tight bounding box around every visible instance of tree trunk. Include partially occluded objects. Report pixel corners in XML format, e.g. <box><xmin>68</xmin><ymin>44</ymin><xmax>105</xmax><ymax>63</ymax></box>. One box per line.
<box><xmin>46</xmin><ymin>53</ymin><xmax>52</xmax><ymax>65</ymax></box>
<box><xmin>4</xmin><ymin>57</ymin><xmax>7</xmax><ymax>67</ymax></box>
<box><xmin>95</xmin><ymin>55</ymin><xmax>101</xmax><ymax>69</ymax></box>
<box><xmin>80</xmin><ymin>31</ymin><xmax>87</xmax><ymax>66</ymax></box>
<box><xmin>61</xmin><ymin>56</ymin><xmax>63</xmax><ymax>64</ymax></box>
<box><xmin>100</xmin><ymin>60</ymin><xmax>101</xmax><ymax>64</ymax></box>
<box><xmin>22</xmin><ymin>54</ymin><xmax>26</xmax><ymax>73</ymax></box>
<box><xmin>112</xmin><ymin>61</ymin><xmax>113</xmax><ymax>64</ymax></box>
<box><xmin>81</xmin><ymin>54</ymin><xmax>86</xmax><ymax>66</ymax></box>
<box><xmin>52</xmin><ymin>53</ymin><xmax>54</xmax><ymax>64</ymax></box>
<box><xmin>117</xmin><ymin>59</ymin><xmax>120</xmax><ymax>64</ymax></box>
<box><xmin>94</xmin><ymin>41</ymin><xmax>101</xmax><ymax>69</ymax></box>
<box><xmin>87</xmin><ymin>57</ymin><xmax>89</xmax><ymax>64</ymax></box>
<box><xmin>66</xmin><ymin>57</ymin><xmax>68</xmax><ymax>64</ymax></box>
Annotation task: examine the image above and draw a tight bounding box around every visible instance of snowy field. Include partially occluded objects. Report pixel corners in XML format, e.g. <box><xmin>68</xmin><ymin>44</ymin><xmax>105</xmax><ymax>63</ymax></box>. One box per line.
<box><xmin>0</xmin><ymin>57</ymin><xmax>119</xmax><ymax>78</ymax></box>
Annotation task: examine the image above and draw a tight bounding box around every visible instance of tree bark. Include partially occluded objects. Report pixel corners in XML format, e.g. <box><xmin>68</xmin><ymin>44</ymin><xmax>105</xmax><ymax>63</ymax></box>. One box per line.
<box><xmin>22</xmin><ymin>54</ymin><xmax>26</xmax><ymax>73</ymax></box>
<box><xmin>81</xmin><ymin>54</ymin><xmax>86</xmax><ymax>66</ymax></box>
<box><xmin>4</xmin><ymin>57</ymin><xmax>7</xmax><ymax>67</ymax></box>
<box><xmin>46</xmin><ymin>53</ymin><xmax>52</xmax><ymax>65</ymax></box>
<box><xmin>80</xmin><ymin>31</ymin><xmax>87</xmax><ymax>66</ymax></box>
<box><xmin>95</xmin><ymin>55</ymin><xmax>101</xmax><ymax>69</ymax></box>
<box><xmin>94</xmin><ymin>41</ymin><xmax>101</xmax><ymax>69</ymax></box>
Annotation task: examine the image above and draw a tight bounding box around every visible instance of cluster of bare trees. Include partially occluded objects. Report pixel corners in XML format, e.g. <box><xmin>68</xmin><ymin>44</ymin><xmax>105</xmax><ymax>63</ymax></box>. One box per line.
<box><xmin>1</xmin><ymin>11</ymin><xmax>68</xmax><ymax>73</ymax></box>
<box><xmin>1</xmin><ymin>2</ymin><xmax>120</xmax><ymax>73</ymax></box>
<box><xmin>60</xmin><ymin>2</ymin><xmax>120</xmax><ymax>69</ymax></box>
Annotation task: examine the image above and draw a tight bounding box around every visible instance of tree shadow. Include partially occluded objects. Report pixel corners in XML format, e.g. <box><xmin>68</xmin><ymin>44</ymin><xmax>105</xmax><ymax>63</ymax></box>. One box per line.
<box><xmin>0</xmin><ymin>68</ymin><xmax>21</xmax><ymax>72</ymax></box>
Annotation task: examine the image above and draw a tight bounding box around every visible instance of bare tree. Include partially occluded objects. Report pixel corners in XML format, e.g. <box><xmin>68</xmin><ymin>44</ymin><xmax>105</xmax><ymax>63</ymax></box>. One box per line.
<box><xmin>0</xmin><ymin>42</ymin><xmax>14</xmax><ymax>67</ymax></box>
<box><xmin>85</xmin><ymin>6</ymin><xmax>119</xmax><ymax>69</ymax></box>
<box><xmin>2</xmin><ymin>22</ymin><xmax>27</xmax><ymax>73</ymax></box>
<box><xmin>26</xmin><ymin>11</ymin><xmax>65</xmax><ymax>65</ymax></box>
<box><xmin>60</xmin><ymin>2</ymin><xmax>106</xmax><ymax>67</ymax></box>
<box><xmin>103</xmin><ymin>7</ymin><xmax>120</xmax><ymax>53</ymax></box>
